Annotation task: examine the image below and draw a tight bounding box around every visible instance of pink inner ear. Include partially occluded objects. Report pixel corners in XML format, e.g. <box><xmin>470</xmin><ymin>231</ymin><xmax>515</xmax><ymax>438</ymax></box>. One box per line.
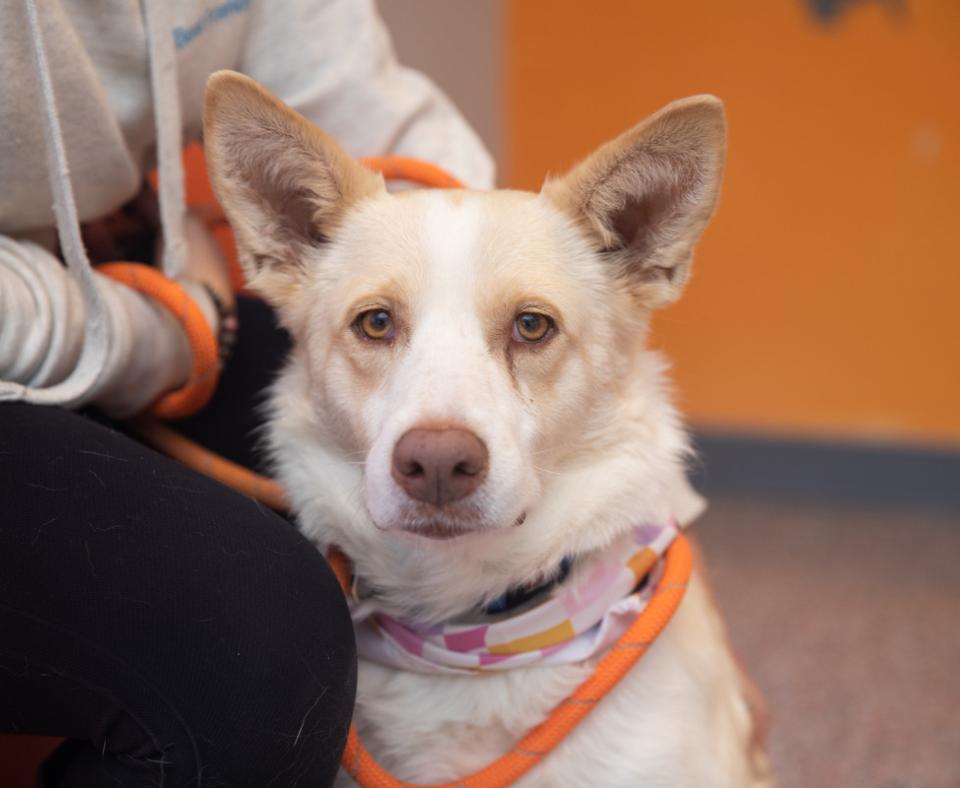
<box><xmin>249</xmin><ymin>172</ymin><xmax>330</xmax><ymax>247</ymax></box>
<box><xmin>607</xmin><ymin>187</ymin><xmax>675</xmax><ymax>261</ymax></box>
<box><xmin>592</xmin><ymin>145</ymin><xmax>710</xmax><ymax>285</ymax></box>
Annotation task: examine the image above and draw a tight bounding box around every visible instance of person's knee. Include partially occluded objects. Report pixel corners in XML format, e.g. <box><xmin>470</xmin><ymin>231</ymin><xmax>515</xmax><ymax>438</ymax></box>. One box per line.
<box><xmin>181</xmin><ymin>515</ymin><xmax>357</xmax><ymax>784</ymax></box>
<box><xmin>2</xmin><ymin>402</ymin><xmax>356</xmax><ymax>783</ymax></box>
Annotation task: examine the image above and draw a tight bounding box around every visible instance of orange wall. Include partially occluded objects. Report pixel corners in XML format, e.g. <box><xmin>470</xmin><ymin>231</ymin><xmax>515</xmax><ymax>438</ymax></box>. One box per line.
<box><xmin>505</xmin><ymin>0</ymin><xmax>960</xmax><ymax>446</ymax></box>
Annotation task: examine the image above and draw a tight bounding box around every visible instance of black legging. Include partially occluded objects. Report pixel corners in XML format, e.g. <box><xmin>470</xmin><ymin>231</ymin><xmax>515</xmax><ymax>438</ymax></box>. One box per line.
<box><xmin>0</xmin><ymin>299</ymin><xmax>355</xmax><ymax>787</ymax></box>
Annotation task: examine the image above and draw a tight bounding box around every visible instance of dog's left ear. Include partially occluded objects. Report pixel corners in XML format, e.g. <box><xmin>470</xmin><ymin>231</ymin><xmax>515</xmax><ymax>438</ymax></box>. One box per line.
<box><xmin>203</xmin><ymin>70</ymin><xmax>384</xmax><ymax>307</ymax></box>
<box><xmin>543</xmin><ymin>95</ymin><xmax>726</xmax><ymax>308</ymax></box>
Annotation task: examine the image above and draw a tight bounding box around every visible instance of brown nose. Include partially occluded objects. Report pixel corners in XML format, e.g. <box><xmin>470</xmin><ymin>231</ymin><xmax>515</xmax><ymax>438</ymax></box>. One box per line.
<box><xmin>391</xmin><ymin>427</ymin><xmax>489</xmax><ymax>506</ymax></box>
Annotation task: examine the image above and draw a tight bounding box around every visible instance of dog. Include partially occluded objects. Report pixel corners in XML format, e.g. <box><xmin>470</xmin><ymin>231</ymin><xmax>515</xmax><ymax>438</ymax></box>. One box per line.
<box><xmin>204</xmin><ymin>70</ymin><xmax>774</xmax><ymax>787</ymax></box>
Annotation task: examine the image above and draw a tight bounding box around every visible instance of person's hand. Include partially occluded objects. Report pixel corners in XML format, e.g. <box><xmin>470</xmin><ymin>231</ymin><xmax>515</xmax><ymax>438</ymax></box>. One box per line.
<box><xmin>81</xmin><ymin>184</ymin><xmax>161</xmax><ymax>265</ymax></box>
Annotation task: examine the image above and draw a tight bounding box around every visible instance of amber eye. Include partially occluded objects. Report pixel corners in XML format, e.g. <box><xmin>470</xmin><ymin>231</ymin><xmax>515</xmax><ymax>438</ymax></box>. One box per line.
<box><xmin>357</xmin><ymin>309</ymin><xmax>393</xmax><ymax>340</ymax></box>
<box><xmin>513</xmin><ymin>312</ymin><xmax>552</xmax><ymax>343</ymax></box>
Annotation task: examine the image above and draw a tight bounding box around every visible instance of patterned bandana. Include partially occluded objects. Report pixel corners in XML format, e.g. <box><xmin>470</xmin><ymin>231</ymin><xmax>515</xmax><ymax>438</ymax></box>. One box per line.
<box><xmin>352</xmin><ymin>520</ymin><xmax>680</xmax><ymax>675</ymax></box>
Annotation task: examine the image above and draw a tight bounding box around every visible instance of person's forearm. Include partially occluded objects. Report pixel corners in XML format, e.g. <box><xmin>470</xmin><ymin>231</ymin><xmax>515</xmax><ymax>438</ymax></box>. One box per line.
<box><xmin>93</xmin><ymin>273</ymin><xmax>193</xmax><ymax>417</ymax></box>
<box><xmin>0</xmin><ymin>239</ymin><xmax>193</xmax><ymax>416</ymax></box>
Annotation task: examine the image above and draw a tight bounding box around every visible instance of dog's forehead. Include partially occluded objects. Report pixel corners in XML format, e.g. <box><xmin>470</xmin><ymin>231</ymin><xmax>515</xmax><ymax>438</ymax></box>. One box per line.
<box><xmin>333</xmin><ymin>189</ymin><xmax>599</xmax><ymax>313</ymax></box>
<box><xmin>419</xmin><ymin>192</ymin><xmax>485</xmax><ymax>296</ymax></box>
<box><xmin>404</xmin><ymin>189</ymin><xmax>556</xmax><ymax>273</ymax></box>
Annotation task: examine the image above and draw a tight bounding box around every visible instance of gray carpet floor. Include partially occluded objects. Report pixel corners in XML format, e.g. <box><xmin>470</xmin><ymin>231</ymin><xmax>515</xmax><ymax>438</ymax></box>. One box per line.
<box><xmin>696</xmin><ymin>496</ymin><xmax>960</xmax><ymax>788</ymax></box>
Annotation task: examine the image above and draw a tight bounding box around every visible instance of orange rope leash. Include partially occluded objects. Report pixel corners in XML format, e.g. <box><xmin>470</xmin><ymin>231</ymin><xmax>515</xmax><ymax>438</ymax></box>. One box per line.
<box><xmin>125</xmin><ymin>155</ymin><xmax>690</xmax><ymax>786</ymax></box>
<box><xmin>131</xmin><ymin>419</ymin><xmax>289</xmax><ymax>511</ymax></box>
<box><xmin>97</xmin><ymin>262</ymin><xmax>220</xmax><ymax>420</ymax></box>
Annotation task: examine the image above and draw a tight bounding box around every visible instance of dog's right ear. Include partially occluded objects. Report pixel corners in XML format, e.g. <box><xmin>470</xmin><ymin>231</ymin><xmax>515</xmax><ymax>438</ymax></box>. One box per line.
<box><xmin>203</xmin><ymin>70</ymin><xmax>384</xmax><ymax>306</ymax></box>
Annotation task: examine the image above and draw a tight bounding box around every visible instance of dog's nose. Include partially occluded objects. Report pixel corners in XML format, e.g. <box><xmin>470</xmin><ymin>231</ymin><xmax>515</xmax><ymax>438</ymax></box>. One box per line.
<box><xmin>391</xmin><ymin>427</ymin><xmax>489</xmax><ymax>506</ymax></box>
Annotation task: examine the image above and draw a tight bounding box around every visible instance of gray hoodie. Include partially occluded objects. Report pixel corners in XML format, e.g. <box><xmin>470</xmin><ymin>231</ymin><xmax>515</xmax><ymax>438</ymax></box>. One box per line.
<box><xmin>0</xmin><ymin>0</ymin><xmax>494</xmax><ymax>413</ymax></box>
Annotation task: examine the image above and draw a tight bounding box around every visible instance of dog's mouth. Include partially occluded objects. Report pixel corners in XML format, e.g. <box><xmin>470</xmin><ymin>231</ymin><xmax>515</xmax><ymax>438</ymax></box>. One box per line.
<box><xmin>399</xmin><ymin>512</ymin><xmax>527</xmax><ymax>541</ymax></box>
<box><xmin>404</xmin><ymin>522</ymin><xmax>467</xmax><ymax>540</ymax></box>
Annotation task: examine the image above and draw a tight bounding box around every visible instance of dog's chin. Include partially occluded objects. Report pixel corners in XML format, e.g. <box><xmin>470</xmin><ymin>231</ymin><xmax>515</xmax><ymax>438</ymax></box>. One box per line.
<box><xmin>376</xmin><ymin>512</ymin><xmax>528</xmax><ymax>542</ymax></box>
<box><xmin>402</xmin><ymin>521</ymin><xmax>474</xmax><ymax>541</ymax></box>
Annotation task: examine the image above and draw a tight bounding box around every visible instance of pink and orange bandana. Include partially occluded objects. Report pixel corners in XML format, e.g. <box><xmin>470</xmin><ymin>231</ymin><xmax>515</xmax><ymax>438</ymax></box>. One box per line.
<box><xmin>352</xmin><ymin>520</ymin><xmax>681</xmax><ymax>675</ymax></box>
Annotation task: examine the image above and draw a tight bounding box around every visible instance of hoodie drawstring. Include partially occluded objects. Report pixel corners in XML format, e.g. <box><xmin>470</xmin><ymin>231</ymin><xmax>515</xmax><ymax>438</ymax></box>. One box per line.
<box><xmin>17</xmin><ymin>0</ymin><xmax>112</xmax><ymax>407</ymax></box>
<box><xmin>142</xmin><ymin>0</ymin><xmax>188</xmax><ymax>279</ymax></box>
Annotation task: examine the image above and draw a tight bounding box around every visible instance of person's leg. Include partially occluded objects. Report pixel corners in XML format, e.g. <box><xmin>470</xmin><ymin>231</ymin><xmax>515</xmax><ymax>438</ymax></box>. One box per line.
<box><xmin>0</xmin><ymin>402</ymin><xmax>355</xmax><ymax>788</ymax></box>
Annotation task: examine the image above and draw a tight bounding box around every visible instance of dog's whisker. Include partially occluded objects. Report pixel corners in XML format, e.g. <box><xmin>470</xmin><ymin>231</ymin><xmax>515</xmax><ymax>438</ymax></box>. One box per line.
<box><xmin>532</xmin><ymin>464</ymin><xmax>562</xmax><ymax>476</ymax></box>
<box><xmin>529</xmin><ymin>445</ymin><xmax>579</xmax><ymax>457</ymax></box>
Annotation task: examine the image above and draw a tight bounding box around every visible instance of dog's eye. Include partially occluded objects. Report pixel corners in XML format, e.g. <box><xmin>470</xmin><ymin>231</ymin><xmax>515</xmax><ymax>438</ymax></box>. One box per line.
<box><xmin>513</xmin><ymin>312</ymin><xmax>553</xmax><ymax>343</ymax></box>
<box><xmin>356</xmin><ymin>309</ymin><xmax>393</xmax><ymax>340</ymax></box>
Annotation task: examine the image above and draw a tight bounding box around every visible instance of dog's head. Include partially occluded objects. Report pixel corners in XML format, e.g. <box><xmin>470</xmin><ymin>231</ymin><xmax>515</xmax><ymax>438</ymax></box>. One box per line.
<box><xmin>204</xmin><ymin>72</ymin><xmax>725</xmax><ymax>613</ymax></box>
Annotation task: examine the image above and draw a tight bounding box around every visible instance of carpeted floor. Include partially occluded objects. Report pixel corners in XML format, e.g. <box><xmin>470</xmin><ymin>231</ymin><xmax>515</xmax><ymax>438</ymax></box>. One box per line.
<box><xmin>696</xmin><ymin>496</ymin><xmax>960</xmax><ymax>788</ymax></box>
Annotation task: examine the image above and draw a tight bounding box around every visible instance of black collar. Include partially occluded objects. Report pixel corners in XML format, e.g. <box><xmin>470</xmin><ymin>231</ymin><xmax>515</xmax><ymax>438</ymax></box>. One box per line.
<box><xmin>482</xmin><ymin>557</ymin><xmax>573</xmax><ymax>616</ymax></box>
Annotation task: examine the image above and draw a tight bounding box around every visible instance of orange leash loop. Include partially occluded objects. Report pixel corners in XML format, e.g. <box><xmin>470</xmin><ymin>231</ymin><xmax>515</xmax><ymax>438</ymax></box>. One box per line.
<box><xmin>97</xmin><ymin>262</ymin><xmax>220</xmax><ymax>420</ymax></box>
<box><xmin>339</xmin><ymin>536</ymin><xmax>692</xmax><ymax>788</ymax></box>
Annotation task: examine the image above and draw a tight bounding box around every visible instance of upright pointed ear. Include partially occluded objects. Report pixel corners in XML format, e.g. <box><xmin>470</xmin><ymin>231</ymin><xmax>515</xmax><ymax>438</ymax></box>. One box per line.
<box><xmin>203</xmin><ymin>70</ymin><xmax>384</xmax><ymax>306</ymax></box>
<box><xmin>543</xmin><ymin>95</ymin><xmax>726</xmax><ymax>308</ymax></box>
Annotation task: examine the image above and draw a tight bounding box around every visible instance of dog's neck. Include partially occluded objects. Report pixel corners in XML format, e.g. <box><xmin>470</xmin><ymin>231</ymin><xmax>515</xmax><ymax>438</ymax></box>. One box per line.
<box><xmin>349</xmin><ymin>521</ymin><xmax>680</xmax><ymax>674</ymax></box>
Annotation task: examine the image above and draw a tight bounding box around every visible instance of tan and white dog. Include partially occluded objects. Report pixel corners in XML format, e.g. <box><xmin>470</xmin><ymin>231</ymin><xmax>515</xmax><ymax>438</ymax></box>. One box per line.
<box><xmin>204</xmin><ymin>70</ymin><xmax>773</xmax><ymax>787</ymax></box>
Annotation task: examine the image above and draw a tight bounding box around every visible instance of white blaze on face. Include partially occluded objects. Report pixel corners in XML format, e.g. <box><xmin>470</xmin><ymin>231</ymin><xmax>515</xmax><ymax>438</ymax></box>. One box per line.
<box><xmin>362</xmin><ymin>195</ymin><xmax>539</xmax><ymax>532</ymax></box>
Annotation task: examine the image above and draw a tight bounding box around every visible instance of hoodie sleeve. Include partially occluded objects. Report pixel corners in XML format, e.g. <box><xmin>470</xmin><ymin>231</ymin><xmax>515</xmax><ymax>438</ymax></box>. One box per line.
<box><xmin>0</xmin><ymin>237</ymin><xmax>195</xmax><ymax>417</ymax></box>
<box><xmin>237</xmin><ymin>0</ymin><xmax>495</xmax><ymax>189</ymax></box>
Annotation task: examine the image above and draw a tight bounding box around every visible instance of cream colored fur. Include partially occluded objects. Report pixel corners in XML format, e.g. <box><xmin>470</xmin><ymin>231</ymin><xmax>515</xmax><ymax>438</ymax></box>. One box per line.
<box><xmin>204</xmin><ymin>70</ymin><xmax>775</xmax><ymax>786</ymax></box>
